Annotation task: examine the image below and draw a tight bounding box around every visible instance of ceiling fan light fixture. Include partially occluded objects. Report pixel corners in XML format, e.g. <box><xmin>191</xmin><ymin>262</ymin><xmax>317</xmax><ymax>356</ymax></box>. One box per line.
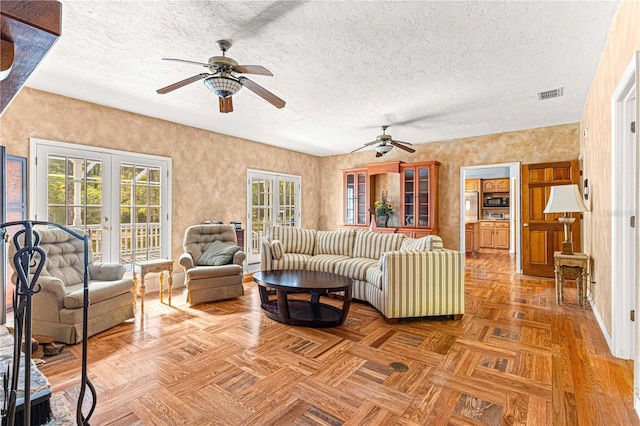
<box><xmin>375</xmin><ymin>144</ymin><xmax>393</xmax><ymax>155</ymax></box>
<box><xmin>204</xmin><ymin>75</ymin><xmax>243</xmax><ymax>98</ymax></box>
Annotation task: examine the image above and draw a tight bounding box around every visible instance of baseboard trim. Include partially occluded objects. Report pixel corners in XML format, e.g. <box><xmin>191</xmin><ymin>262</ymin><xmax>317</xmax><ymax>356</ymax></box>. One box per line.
<box><xmin>589</xmin><ymin>297</ymin><xmax>615</xmax><ymax>355</ymax></box>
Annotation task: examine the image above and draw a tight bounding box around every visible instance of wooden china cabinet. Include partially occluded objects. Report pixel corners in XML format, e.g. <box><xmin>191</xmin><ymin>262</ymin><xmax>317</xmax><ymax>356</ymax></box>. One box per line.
<box><xmin>342</xmin><ymin>161</ymin><xmax>439</xmax><ymax>237</ymax></box>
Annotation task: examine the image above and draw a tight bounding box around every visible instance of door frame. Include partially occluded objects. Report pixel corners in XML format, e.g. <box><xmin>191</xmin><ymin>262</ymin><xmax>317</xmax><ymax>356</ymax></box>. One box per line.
<box><xmin>460</xmin><ymin>162</ymin><xmax>521</xmax><ymax>273</ymax></box>
<box><xmin>610</xmin><ymin>52</ymin><xmax>638</xmax><ymax>411</ymax></box>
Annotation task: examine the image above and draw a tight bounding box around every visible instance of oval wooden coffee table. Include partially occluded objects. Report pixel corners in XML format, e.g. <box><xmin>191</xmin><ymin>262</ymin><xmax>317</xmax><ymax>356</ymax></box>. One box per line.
<box><xmin>253</xmin><ymin>270</ymin><xmax>352</xmax><ymax>327</ymax></box>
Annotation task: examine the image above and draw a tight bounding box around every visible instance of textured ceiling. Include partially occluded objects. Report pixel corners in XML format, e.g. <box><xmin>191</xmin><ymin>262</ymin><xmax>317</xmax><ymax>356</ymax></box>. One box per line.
<box><xmin>24</xmin><ymin>1</ymin><xmax>619</xmax><ymax>157</ymax></box>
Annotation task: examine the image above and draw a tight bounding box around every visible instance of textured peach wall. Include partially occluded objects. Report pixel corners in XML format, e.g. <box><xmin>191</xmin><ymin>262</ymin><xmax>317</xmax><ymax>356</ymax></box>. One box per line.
<box><xmin>319</xmin><ymin>123</ymin><xmax>580</xmax><ymax>247</ymax></box>
<box><xmin>0</xmin><ymin>88</ymin><xmax>322</xmax><ymax>265</ymax></box>
<box><xmin>580</xmin><ymin>0</ymin><xmax>640</xmax><ymax>336</ymax></box>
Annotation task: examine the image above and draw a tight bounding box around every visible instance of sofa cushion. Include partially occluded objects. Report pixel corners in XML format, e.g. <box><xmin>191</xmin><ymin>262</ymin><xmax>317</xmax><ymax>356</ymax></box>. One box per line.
<box><xmin>196</xmin><ymin>241</ymin><xmax>240</xmax><ymax>266</ymax></box>
<box><xmin>64</xmin><ymin>278</ymin><xmax>133</xmax><ymax>309</ymax></box>
<box><xmin>271</xmin><ymin>240</ymin><xmax>284</xmax><ymax>259</ymax></box>
<box><xmin>307</xmin><ymin>254</ymin><xmax>350</xmax><ymax>273</ymax></box>
<box><xmin>334</xmin><ymin>257</ymin><xmax>378</xmax><ymax>281</ymax></box>
<box><xmin>268</xmin><ymin>226</ymin><xmax>316</xmax><ymax>255</ymax></box>
<box><xmin>353</xmin><ymin>230</ymin><xmax>404</xmax><ymax>259</ymax></box>
<box><xmin>315</xmin><ymin>229</ymin><xmax>355</xmax><ymax>257</ymax></box>
<box><xmin>400</xmin><ymin>235</ymin><xmax>443</xmax><ymax>251</ymax></box>
<box><xmin>271</xmin><ymin>253</ymin><xmax>313</xmax><ymax>270</ymax></box>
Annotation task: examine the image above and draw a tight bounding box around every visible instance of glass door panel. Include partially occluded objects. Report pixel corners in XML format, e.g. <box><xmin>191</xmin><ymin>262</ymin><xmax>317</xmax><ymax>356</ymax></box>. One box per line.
<box><xmin>45</xmin><ymin>154</ymin><xmax>108</xmax><ymax>261</ymax></box>
<box><xmin>248</xmin><ymin>175</ymin><xmax>274</xmax><ymax>263</ymax></box>
<box><xmin>247</xmin><ymin>170</ymin><xmax>300</xmax><ymax>265</ymax></box>
<box><xmin>278</xmin><ymin>179</ymin><xmax>297</xmax><ymax>227</ymax></box>
<box><xmin>119</xmin><ymin>163</ymin><xmax>163</xmax><ymax>265</ymax></box>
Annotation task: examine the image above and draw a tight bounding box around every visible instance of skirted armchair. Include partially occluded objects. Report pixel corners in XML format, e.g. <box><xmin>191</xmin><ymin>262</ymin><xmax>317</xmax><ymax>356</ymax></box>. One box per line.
<box><xmin>9</xmin><ymin>227</ymin><xmax>135</xmax><ymax>345</ymax></box>
<box><xmin>179</xmin><ymin>224</ymin><xmax>246</xmax><ymax>305</ymax></box>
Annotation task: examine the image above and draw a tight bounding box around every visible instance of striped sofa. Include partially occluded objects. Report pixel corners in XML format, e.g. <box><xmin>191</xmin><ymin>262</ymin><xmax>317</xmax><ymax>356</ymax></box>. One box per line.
<box><xmin>260</xmin><ymin>226</ymin><xmax>465</xmax><ymax>323</ymax></box>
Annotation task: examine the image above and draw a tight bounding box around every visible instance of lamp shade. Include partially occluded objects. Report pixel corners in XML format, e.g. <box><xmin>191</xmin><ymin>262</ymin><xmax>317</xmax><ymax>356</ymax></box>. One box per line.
<box><xmin>543</xmin><ymin>184</ymin><xmax>587</xmax><ymax>213</ymax></box>
<box><xmin>375</xmin><ymin>144</ymin><xmax>393</xmax><ymax>155</ymax></box>
<box><xmin>204</xmin><ymin>75</ymin><xmax>243</xmax><ymax>98</ymax></box>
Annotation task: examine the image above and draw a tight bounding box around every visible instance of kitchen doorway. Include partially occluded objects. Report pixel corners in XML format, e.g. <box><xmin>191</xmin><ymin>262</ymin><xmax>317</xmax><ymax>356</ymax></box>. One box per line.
<box><xmin>460</xmin><ymin>162</ymin><xmax>521</xmax><ymax>274</ymax></box>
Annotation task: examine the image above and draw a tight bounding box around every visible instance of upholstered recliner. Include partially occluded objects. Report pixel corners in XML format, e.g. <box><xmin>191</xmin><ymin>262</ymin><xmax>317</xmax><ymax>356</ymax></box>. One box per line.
<box><xmin>9</xmin><ymin>227</ymin><xmax>135</xmax><ymax>345</ymax></box>
<box><xmin>179</xmin><ymin>224</ymin><xmax>245</xmax><ymax>305</ymax></box>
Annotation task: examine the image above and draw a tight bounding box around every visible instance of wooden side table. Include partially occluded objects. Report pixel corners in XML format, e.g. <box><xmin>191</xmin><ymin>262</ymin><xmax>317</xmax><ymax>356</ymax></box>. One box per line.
<box><xmin>132</xmin><ymin>259</ymin><xmax>174</xmax><ymax>313</ymax></box>
<box><xmin>553</xmin><ymin>252</ymin><xmax>590</xmax><ymax>307</ymax></box>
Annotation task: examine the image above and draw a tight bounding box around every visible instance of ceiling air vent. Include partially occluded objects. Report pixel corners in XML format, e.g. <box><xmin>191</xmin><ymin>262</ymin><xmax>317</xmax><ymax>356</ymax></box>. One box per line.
<box><xmin>538</xmin><ymin>87</ymin><xmax>564</xmax><ymax>100</ymax></box>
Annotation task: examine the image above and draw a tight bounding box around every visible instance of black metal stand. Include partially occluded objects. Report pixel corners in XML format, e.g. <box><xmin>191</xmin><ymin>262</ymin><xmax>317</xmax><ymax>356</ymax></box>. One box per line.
<box><xmin>0</xmin><ymin>220</ymin><xmax>97</xmax><ymax>425</ymax></box>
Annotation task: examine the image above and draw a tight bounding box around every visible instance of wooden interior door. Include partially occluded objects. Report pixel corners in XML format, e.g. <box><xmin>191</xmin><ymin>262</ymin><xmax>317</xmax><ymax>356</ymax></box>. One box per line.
<box><xmin>521</xmin><ymin>160</ymin><xmax>581</xmax><ymax>277</ymax></box>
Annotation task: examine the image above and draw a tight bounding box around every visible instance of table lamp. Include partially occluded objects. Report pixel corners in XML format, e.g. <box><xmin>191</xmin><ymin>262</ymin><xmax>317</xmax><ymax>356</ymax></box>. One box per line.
<box><xmin>543</xmin><ymin>184</ymin><xmax>587</xmax><ymax>255</ymax></box>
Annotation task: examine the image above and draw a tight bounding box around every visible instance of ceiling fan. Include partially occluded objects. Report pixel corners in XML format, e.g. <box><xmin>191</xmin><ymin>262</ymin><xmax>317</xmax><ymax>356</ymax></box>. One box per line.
<box><xmin>352</xmin><ymin>126</ymin><xmax>416</xmax><ymax>157</ymax></box>
<box><xmin>156</xmin><ymin>40</ymin><xmax>285</xmax><ymax>113</ymax></box>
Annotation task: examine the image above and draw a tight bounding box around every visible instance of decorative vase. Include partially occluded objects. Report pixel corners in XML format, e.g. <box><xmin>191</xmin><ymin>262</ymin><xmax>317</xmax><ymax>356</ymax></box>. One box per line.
<box><xmin>378</xmin><ymin>215</ymin><xmax>388</xmax><ymax>227</ymax></box>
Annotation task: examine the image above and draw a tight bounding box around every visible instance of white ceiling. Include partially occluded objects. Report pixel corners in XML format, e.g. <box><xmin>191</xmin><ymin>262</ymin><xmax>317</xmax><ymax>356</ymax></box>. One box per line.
<box><xmin>25</xmin><ymin>0</ymin><xmax>619</xmax><ymax>157</ymax></box>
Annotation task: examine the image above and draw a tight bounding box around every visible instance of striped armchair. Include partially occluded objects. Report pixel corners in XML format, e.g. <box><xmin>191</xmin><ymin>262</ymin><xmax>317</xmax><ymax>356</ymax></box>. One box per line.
<box><xmin>260</xmin><ymin>226</ymin><xmax>465</xmax><ymax>323</ymax></box>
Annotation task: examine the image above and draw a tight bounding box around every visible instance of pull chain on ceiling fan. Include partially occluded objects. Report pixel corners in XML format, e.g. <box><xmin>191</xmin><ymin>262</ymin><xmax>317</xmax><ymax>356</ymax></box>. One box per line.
<box><xmin>156</xmin><ymin>40</ymin><xmax>285</xmax><ymax>113</ymax></box>
<box><xmin>352</xmin><ymin>126</ymin><xmax>416</xmax><ymax>157</ymax></box>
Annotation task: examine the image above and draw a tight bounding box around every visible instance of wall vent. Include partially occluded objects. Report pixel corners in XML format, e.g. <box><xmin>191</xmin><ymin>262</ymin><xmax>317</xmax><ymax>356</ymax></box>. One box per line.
<box><xmin>538</xmin><ymin>87</ymin><xmax>564</xmax><ymax>100</ymax></box>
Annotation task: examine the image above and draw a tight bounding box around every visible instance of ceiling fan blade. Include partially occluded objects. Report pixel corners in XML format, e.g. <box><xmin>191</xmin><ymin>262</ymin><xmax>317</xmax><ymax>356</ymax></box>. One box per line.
<box><xmin>233</xmin><ymin>65</ymin><xmax>273</xmax><ymax>76</ymax></box>
<box><xmin>376</xmin><ymin>151</ymin><xmax>383</xmax><ymax>158</ymax></box>
<box><xmin>219</xmin><ymin>96</ymin><xmax>233</xmax><ymax>113</ymax></box>
<box><xmin>156</xmin><ymin>73</ymin><xmax>209</xmax><ymax>94</ymax></box>
<box><xmin>351</xmin><ymin>139</ymin><xmax>381</xmax><ymax>153</ymax></box>
<box><xmin>391</xmin><ymin>139</ymin><xmax>413</xmax><ymax>146</ymax></box>
<box><xmin>240</xmin><ymin>77</ymin><xmax>286</xmax><ymax>108</ymax></box>
<box><xmin>162</xmin><ymin>58</ymin><xmax>210</xmax><ymax>67</ymax></box>
<box><xmin>391</xmin><ymin>140</ymin><xmax>416</xmax><ymax>153</ymax></box>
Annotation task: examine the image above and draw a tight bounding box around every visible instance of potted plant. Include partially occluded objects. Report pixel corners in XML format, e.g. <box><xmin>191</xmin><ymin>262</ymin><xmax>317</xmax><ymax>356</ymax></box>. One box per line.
<box><xmin>374</xmin><ymin>191</ymin><xmax>393</xmax><ymax>227</ymax></box>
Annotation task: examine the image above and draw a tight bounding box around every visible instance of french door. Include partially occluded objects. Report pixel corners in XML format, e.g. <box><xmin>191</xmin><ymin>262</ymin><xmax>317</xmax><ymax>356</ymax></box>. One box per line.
<box><xmin>246</xmin><ymin>170</ymin><xmax>300</xmax><ymax>264</ymax></box>
<box><xmin>31</xmin><ymin>139</ymin><xmax>171</xmax><ymax>266</ymax></box>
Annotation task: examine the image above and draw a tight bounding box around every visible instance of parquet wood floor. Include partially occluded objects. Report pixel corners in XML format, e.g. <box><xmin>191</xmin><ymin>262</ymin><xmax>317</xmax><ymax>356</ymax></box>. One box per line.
<box><xmin>39</xmin><ymin>253</ymin><xmax>639</xmax><ymax>425</ymax></box>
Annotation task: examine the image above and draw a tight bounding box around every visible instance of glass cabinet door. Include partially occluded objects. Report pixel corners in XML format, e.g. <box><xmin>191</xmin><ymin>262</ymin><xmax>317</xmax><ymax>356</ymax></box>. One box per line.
<box><xmin>417</xmin><ymin>166</ymin><xmax>430</xmax><ymax>227</ymax></box>
<box><xmin>343</xmin><ymin>169</ymin><xmax>368</xmax><ymax>226</ymax></box>
<box><xmin>403</xmin><ymin>168</ymin><xmax>415</xmax><ymax>226</ymax></box>
<box><xmin>401</xmin><ymin>161</ymin><xmax>439</xmax><ymax>233</ymax></box>
<box><xmin>356</xmin><ymin>172</ymin><xmax>367</xmax><ymax>225</ymax></box>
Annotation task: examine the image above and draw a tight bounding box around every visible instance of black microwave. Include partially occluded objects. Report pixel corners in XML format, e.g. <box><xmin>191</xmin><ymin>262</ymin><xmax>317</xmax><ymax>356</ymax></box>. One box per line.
<box><xmin>484</xmin><ymin>196</ymin><xmax>509</xmax><ymax>207</ymax></box>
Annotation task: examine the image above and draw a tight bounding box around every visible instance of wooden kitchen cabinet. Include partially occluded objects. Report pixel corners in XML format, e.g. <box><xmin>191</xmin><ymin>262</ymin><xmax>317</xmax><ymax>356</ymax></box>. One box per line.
<box><xmin>482</xmin><ymin>178</ymin><xmax>510</xmax><ymax>193</ymax></box>
<box><xmin>480</xmin><ymin>221</ymin><xmax>510</xmax><ymax>249</ymax></box>
<box><xmin>494</xmin><ymin>222</ymin><xmax>510</xmax><ymax>249</ymax></box>
<box><xmin>465</xmin><ymin>222</ymin><xmax>479</xmax><ymax>255</ymax></box>
<box><xmin>465</xmin><ymin>178</ymin><xmax>481</xmax><ymax>192</ymax></box>
<box><xmin>480</xmin><ymin>222</ymin><xmax>495</xmax><ymax>248</ymax></box>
